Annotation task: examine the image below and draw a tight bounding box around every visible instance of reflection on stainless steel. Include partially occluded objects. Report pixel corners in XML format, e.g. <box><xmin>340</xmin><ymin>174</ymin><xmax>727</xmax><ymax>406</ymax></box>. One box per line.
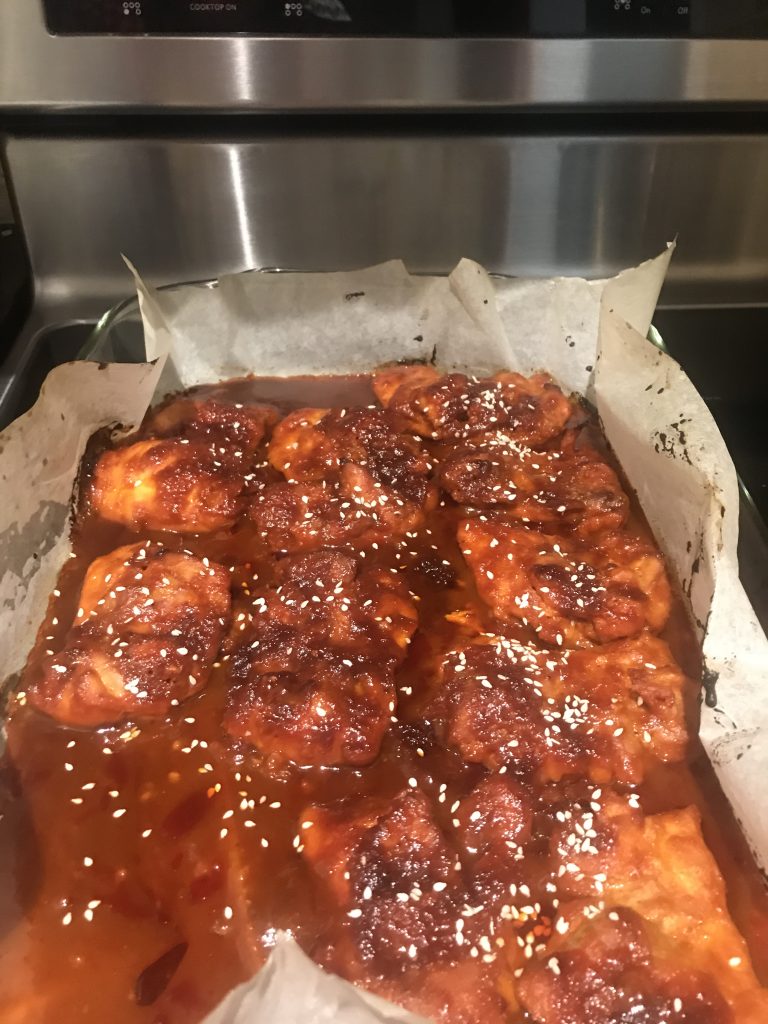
<box><xmin>1</xmin><ymin>1</ymin><xmax>768</xmax><ymax>110</ymax></box>
<box><xmin>5</xmin><ymin>135</ymin><xmax>768</xmax><ymax>311</ymax></box>
<box><xmin>226</xmin><ymin>146</ymin><xmax>257</xmax><ymax>272</ymax></box>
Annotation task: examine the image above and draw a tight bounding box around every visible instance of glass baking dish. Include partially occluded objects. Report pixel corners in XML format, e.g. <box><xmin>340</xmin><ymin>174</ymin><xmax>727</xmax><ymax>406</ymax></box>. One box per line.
<box><xmin>80</xmin><ymin>278</ymin><xmax>218</xmax><ymax>363</ymax></box>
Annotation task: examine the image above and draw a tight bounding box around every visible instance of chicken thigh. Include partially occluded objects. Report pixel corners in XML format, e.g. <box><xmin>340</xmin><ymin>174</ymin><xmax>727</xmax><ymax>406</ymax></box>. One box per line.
<box><xmin>29</xmin><ymin>542</ymin><xmax>230</xmax><ymax>726</ymax></box>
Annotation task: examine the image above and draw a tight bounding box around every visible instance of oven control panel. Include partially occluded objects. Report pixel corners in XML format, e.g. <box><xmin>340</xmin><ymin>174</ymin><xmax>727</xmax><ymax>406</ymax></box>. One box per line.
<box><xmin>42</xmin><ymin>0</ymin><xmax>768</xmax><ymax>37</ymax></box>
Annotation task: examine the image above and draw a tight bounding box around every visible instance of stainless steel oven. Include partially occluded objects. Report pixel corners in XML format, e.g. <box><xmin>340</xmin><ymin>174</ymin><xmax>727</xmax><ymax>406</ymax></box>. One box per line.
<box><xmin>1</xmin><ymin>0</ymin><xmax>766</xmax><ymax>623</ymax></box>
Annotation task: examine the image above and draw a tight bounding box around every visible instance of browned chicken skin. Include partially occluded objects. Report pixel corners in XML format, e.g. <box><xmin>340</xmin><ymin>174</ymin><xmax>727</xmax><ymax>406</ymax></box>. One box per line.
<box><xmin>145</xmin><ymin>394</ymin><xmax>279</xmax><ymax>460</ymax></box>
<box><xmin>299</xmin><ymin>781</ymin><xmax>524</xmax><ymax>1024</ymax></box>
<box><xmin>251</xmin><ymin>465</ymin><xmax>428</xmax><ymax>554</ymax></box>
<box><xmin>28</xmin><ymin>542</ymin><xmax>231</xmax><ymax>726</ymax></box>
<box><xmin>300</xmin><ymin>789</ymin><xmax>464</xmax><ymax>972</ymax></box>
<box><xmin>459</xmin><ymin>519</ymin><xmax>671</xmax><ymax>646</ymax></box>
<box><xmin>435</xmin><ymin>632</ymin><xmax>687</xmax><ymax>784</ymax></box>
<box><xmin>90</xmin><ymin>397</ymin><xmax>278</xmax><ymax>534</ymax></box>
<box><xmin>255</xmin><ymin>406</ymin><xmax>437</xmax><ymax>552</ymax></box>
<box><xmin>371</xmin><ymin>365</ymin><xmax>444</xmax><ymax>411</ymax></box>
<box><xmin>455</xmin><ymin>775</ymin><xmax>533</xmax><ymax>900</ymax></box>
<box><xmin>269</xmin><ymin>406</ymin><xmax>432</xmax><ymax>498</ymax></box>
<box><xmin>250</xmin><ymin>478</ymin><xmax>373</xmax><ymax>553</ymax></box>
<box><xmin>373</xmin><ymin>366</ymin><xmax>574</xmax><ymax>447</ymax></box>
<box><xmin>440</xmin><ymin>428</ymin><xmax>629</xmax><ymax>538</ymax></box>
<box><xmin>90</xmin><ymin>438</ymin><xmax>247</xmax><ymax>534</ymax></box>
<box><xmin>224</xmin><ymin>551</ymin><xmax>417</xmax><ymax>767</ymax></box>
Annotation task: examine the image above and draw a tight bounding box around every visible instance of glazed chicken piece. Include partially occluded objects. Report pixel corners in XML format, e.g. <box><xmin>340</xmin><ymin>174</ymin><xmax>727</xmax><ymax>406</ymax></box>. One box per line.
<box><xmin>224</xmin><ymin>551</ymin><xmax>418</xmax><ymax>767</ymax></box>
<box><xmin>436</xmin><ymin>635</ymin><xmax>553</xmax><ymax>776</ymax></box>
<box><xmin>436</xmin><ymin>632</ymin><xmax>687</xmax><ymax>784</ymax></box>
<box><xmin>269</xmin><ymin>406</ymin><xmax>433</xmax><ymax>500</ymax></box>
<box><xmin>459</xmin><ymin>519</ymin><xmax>671</xmax><ymax>646</ymax></box>
<box><xmin>227</xmin><ymin>639</ymin><xmax>395</xmax><ymax>769</ymax></box>
<box><xmin>28</xmin><ymin>542</ymin><xmax>230</xmax><ymax>726</ymax></box>
<box><xmin>300</xmin><ymin>789</ymin><xmax>464</xmax><ymax>971</ymax></box>
<box><xmin>241</xmin><ymin>549</ymin><xmax>417</xmax><ymax>651</ymax></box>
<box><xmin>145</xmin><ymin>394</ymin><xmax>279</xmax><ymax>460</ymax></box>
<box><xmin>440</xmin><ymin>429</ymin><xmax>629</xmax><ymax>538</ymax></box>
<box><xmin>371</xmin><ymin>365</ymin><xmax>443</xmax><ymax>410</ymax></box>
<box><xmin>518</xmin><ymin>796</ymin><xmax>768</xmax><ymax>1023</ymax></box>
<box><xmin>437</xmin><ymin>433</ymin><xmax>549</xmax><ymax>511</ymax></box>
<box><xmin>259</xmin><ymin>406</ymin><xmax>436</xmax><ymax>552</ymax></box>
<box><xmin>454</xmin><ymin>775</ymin><xmax>533</xmax><ymax>900</ymax></box>
<box><xmin>545</xmin><ymin>787</ymin><xmax>646</xmax><ymax>899</ymax></box>
<box><xmin>90</xmin><ymin>438</ymin><xmax>248</xmax><ymax>533</ymax></box>
<box><xmin>373</xmin><ymin>366</ymin><xmax>574</xmax><ymax>447</ymax></box>
<box><xmin>301</xmin><ymin>787</ymin><xmax>513</xmax><ymax>1022</ymax></box>
<box><xmin>250</xmin><ymin>479</ymin><xmax>374</xmax><ymax>553</ymax></box>
<box><xmin>252</xmin><ymin>462</ymin><xmax>428</xmax><ymax>554</ymax></box>
<box><xmin>517</xmin><ymin>907</ymin><xmax>733</xmax><ymax>1024</ymax></box>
